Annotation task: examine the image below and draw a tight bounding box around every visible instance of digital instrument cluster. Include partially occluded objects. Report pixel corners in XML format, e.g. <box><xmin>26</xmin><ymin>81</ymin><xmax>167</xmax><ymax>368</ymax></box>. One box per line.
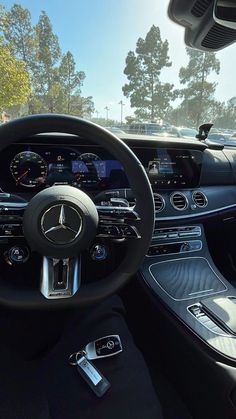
<box><xmin>8</xmin><ymin>146</ymin><xmax>128</xmax><ymax>191</ymax></box>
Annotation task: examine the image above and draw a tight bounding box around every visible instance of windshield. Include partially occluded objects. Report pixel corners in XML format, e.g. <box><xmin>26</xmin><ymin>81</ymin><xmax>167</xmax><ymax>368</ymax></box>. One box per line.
<box><xmin>0</xmin><ymin>1</ymin><xmax>235</xmax><ymax>143</ymax></box>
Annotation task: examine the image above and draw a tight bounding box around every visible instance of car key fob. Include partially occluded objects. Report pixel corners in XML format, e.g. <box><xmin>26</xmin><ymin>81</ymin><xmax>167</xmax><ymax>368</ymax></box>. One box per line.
<box><xmin>76</xmin><ymin>355</ymin><xmax>111</xmax><ymax>397</ymax></box>
<box><xmin>84</xmin><ymin>335</ymin><xmax>123</xmax><ymax>360</ymax></box>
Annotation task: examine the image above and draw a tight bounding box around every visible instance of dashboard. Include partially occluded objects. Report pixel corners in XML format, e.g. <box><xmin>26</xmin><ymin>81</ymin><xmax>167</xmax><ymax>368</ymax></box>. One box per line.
<box><xmin>0</xmin><ymin>134</ymin><xmax>236</xmax><ymax>222</ymax></box>
<box><xmin>0</xmin><ymin>142</ymin><xmax>203</xmax><ymax>193</ymax></box>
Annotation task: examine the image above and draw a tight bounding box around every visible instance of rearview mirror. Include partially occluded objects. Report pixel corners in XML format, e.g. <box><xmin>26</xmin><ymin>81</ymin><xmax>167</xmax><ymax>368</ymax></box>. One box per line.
<box><xmin>214</xmin><ymin>0</ymin><xmax>236</xmax><ymax>30</ymax></box>
<box><xmin>168</xmin><ymin>0</ymin><xmax>236</xmax><ymax>51</ymax></box>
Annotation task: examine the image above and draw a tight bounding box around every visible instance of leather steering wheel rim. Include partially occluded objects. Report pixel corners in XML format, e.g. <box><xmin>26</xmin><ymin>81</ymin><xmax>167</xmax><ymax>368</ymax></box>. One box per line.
<box><xmin>0</xmin><ymin>114</ymin><xmax>155</xmax><ymax>308</ymax></box>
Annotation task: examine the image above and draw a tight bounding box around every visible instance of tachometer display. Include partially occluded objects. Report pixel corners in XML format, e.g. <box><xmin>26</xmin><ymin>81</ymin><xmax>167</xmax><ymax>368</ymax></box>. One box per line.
<box><xmin>78</xmin><ymin>153</ymin><xmax>101</xmax><ymax>164</ymax></box>
<box><xmin>10</xmin><ymin>151</ymin><xmax>47</xmax><ymax>187</ymax></box>
<box><xmin>73</xmin><ymin>153</ymin><xmax>102</xmax><ymax>186</ymax></box>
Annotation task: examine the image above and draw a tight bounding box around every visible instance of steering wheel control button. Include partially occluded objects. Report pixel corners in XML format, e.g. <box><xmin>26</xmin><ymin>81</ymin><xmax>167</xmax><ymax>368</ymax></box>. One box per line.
<box><xmin>101</xmin><ymin>225</ymin><xmax>119</xmax><ymax>236</ymax></box>
<box><xmin>0</xmin><ymin>223</ymin><xmax>23</xmax><ymax>238</ymax></box>
<box><xmin>97</xmin><ymin>207</ymin><xmax>139</xmax><ymax>221</ymax></box>
<box><xmin>98</xmin><ymin>225</ymin><xmax>117</xmax><ymax>237</ymax></box>
<box><xmin>6</xmin><ymin>246</ymin><xmax>30</xmax><ymax>265</ymax></box>
<box><xmin>41</xmin><ymin>204</ymin><xmax>82</xmax><ymax>244</ymax></box>
<box><xmin>90</xmin><ymin>244</ymin><xmax>108</xmax><ymax>261</ymax></box>
<box><xmin>120</xmin><ymin>225</ymin><xmax>140</xmax><ymax>238</ymax></box>
<box><xmin>98</xmin><ymin>223</ymin><xmax>140</xmax><ymax>239</ymax></box>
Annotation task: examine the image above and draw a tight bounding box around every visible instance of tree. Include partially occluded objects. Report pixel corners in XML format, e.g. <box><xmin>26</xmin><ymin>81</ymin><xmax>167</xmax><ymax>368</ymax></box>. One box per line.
<box><xmin>0</xmin><ymin>6</ymin><xmax>94</xmax><ymax>117</ymax></box>
<box><xmin>91</xmin><ymin>117</ymin><xmax>118</xmax><ymax>127</ymax></box>
<box><xmin>35</xmin><ymin>11</ymin><xmax>61</xmax><ymax>111</ymax></box>
<box><xmin>213</xmin><ymin>97</ymin><xmax>236</xmax><ymax>129</ymax></box>
<box><xmin>178</xmin><ymin>48</ymin><xmax>220</xmax><ymax>127</ymax></box>
<box><xmin>122</xmin><ymin>25</ymin><xmax>176</xmax><ymax>121</ymax></box>
<box><xmin>59</xmin><ymin>51</ymin><xmax>85</xmax><ymax>113</ymax></box>
<box><xmin>1</xmin><ymin>4</ymin><xmax>38</xmax><ymax>114</ymax></box>
<box><xmin>2</xmin><ymin>4</ymin><xmax>36</xmax><ymax>72</ymax></box>
<box><xmin>223</xmin><ymin>97</ymin><xmax>236</xmax><ymax>129</ymax></box>
<box><xmin>0</xmin><ymin>5</ymin><xmax>7</xmax><ymax>31</ymax></box>
<box><xmin>69</xmin><ymin>94</ymin><xmax>94</xmax><ymax>118</ymax></box>
<box><xmin>58</xmin><ymin>51</ymin><xmax>94</xmax><ymax>117</ymax></box>
<box><xmin>0</xmin><ymin>39</ymin><xmax>31</xmax><ymax>111</ymax></box>
<box><xmin>44</xmin><ymin>82</ymin><xmax>65</xmax><ymax>113</ymax></box>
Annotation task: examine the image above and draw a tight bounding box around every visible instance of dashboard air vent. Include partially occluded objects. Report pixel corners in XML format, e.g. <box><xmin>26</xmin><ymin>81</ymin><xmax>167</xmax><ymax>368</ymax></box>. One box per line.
<box><xmin>128</xmin><ymin>198</ymin><xmax>136</xmax><ymax>207</ymax></box>
<box><xmin>192</xmin><ymin>191</ymin><xmax>208</xmax><ymax>208</ymax></box>
<box><xmin>153</xmin><ymin>193</ymin><xmax>165</xmax><ymax>213</ymax></box>
<box><xmin>202</xmin><ymin>23</ymin><xmax>236</xmax><ymax>49</ymax></box>
<box><xmin>191</xmin><ymin>0</ymin><xmax>212</xmax><ymax>17</ymax></box>
<box><xmin>170</xmin><ymin>192</ymin><xmax>188</xmax><ymax>211</ymax></box>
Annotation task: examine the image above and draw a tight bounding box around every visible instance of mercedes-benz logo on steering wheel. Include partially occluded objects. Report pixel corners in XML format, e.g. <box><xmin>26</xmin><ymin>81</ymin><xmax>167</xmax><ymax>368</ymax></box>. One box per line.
<box><xmin>41</xmin><ymin>204</ymin><xmax>82</xmax><ymax>244</ymax></box>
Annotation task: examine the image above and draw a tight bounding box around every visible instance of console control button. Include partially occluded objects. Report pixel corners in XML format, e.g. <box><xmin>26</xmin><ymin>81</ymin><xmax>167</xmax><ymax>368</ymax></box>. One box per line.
<box><xmin>179</xmin><ymin>232</ymin><xmax>194</xmax><ymax>237</ymax></box>
<box><xmin>156</xmin><ymin>233</ymin><xmax>167</xmax><ymax>239</ymax></box>
<box><xmin>153</xmin><ymin>226</ymin><xmax>201</xmax><ymax>240</ymax></box>
<box><xmin>167</xmin><ymin>233</ymin><xmax>178</xmax><ymax>239</ymax></box>
<box><xmin>148</xmin><ymin>240</ymin><xmax>202</xmax><ymax>256</ymax></box>
<box><xmin>180</xmin><ymin>242</ymin><xmax>191</xmax><ymax>252</ymax></box>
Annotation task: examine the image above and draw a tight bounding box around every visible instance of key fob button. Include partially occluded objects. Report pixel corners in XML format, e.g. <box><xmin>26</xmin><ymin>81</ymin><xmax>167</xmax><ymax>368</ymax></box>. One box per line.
<box><xmin>95</xmin><ymin>336</ymin><xmax>122</xmax><ymax>356</ymax></box>
<box><xmin>83</xmin><ymin>335</ymin><xmax>123</xmax><ymax>360</ymax></box>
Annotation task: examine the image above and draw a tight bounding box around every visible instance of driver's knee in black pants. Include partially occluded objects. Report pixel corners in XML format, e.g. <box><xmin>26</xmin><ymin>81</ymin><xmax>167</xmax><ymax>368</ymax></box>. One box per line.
<box><xmin>0</xmin><ymin>296</ymin><xmax>162</xmax><ymax>419</ymax></box>
<box><xmin>39</xmin><ymin>295</ymin><xmax>163</xmax><ymax>419</ymax></box>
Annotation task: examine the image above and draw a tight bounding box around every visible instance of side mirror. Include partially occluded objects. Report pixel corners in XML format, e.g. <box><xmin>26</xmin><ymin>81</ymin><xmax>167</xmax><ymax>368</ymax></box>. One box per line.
<box><xmin>196</xmin><ymin>123</ymin><xmax>214</xmax><ymax>141</ymax></box>
<box><xmin>214</xmin><ymin>0</ymin><xmax>236</xmax><ymax>30</ymax></box>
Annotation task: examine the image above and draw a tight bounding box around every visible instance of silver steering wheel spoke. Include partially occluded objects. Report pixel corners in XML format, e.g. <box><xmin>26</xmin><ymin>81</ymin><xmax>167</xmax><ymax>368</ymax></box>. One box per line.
<box><xmin>40</xmin><ymin>256</ymin><xmax>81</xmax><ymax>299</ymax></box>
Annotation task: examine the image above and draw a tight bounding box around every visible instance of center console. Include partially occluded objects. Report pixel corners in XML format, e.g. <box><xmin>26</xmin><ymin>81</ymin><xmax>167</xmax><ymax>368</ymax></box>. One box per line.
<box><xmin>140</xmin><ymin>223</ymin><xmax>236</xmax><ymax>361</ymax></box>
<box><xmin>148</xmin><ymin>226</ymin><xmax>202</xmax><ymax>256</ymax></box>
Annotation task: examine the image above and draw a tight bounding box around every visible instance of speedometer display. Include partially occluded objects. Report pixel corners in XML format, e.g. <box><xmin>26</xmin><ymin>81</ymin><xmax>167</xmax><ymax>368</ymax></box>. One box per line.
<box><xmin>10</xmin><ymin>151</ymin><xmax>47</xmax><ymax>187</ymax></box>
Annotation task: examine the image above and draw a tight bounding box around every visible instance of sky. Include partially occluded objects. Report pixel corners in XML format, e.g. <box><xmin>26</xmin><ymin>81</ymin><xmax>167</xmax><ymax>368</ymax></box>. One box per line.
<box><xmin>1</xmin><ymin>0</ymin><xmax>236</xmax><ymax>120</ymax></box>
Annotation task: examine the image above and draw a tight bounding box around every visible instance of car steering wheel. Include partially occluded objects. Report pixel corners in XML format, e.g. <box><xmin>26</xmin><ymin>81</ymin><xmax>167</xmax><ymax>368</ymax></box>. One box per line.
<box><xmin>0</xmin><ymin>114</ymin><xmax>155</xmax><ymax>308</ymax></box>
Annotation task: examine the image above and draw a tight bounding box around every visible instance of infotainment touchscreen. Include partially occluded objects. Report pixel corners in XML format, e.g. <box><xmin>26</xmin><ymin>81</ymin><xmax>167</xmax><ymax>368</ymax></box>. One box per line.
<box><xmin>146</xmin><ymin>148</ymin><xmax>202</xmax><ymax>189</ymax></box>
